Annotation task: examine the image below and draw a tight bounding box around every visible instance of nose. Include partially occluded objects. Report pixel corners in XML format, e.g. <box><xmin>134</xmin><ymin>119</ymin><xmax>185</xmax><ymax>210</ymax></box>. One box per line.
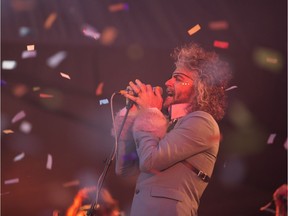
<box><xmin>165</xmin><ymin>77</ymin><xmax>174</xmax><ymax>87</ymax></box>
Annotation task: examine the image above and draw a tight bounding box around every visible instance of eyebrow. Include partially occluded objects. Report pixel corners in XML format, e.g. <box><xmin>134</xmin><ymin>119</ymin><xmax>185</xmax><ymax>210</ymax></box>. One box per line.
<box><xmin>172</xmin><ymin>72</ymin><xmax>193</xmax><ymax>80</ymax></box>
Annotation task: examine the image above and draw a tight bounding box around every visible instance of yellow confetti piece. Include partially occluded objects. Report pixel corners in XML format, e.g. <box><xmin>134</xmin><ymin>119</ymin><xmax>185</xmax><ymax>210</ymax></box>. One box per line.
<box><xmin>44</xmin><ymin>12</ymin><xmax>57</xmax><ymax>29</ymax></box>
<box><xmin>26</xmin><ymin>44</ymin><xmax>35</xmax><ymax>51</ymax></box>
<box><xmin>187</xmin><ymin>24</ymin><xmax>201</xmax><ymax>36</ymax></box>
<box><xmin>60</xmin><ymin>72</ymin><xmax>71</xmax><ymax>80</ymax></box>
<box><xmin>3</xmin><ymin>129</ymin><xmax>14</xmax><ymax>134</ymax></box>
<box><xmin>95</xmin><ymin>82</ymin><xmax>104</xmax><ymax>96</ymax></box>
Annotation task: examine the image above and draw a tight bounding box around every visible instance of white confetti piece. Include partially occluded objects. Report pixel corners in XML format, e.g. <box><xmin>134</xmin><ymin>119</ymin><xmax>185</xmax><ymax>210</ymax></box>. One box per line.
<box><xmin>47</xmin><ymin>51</ymin><xmax>67</xmax><ymax>68</ymax></box>
<box><xmin>60</xmin><ymin>72</ymin><xmax>71</xmax><ymax>80</ymax></box>
<box><xmin>63</xmin><ymin>180</ymin><xmax>80</xmax><ymax>187</ymax></box>
<box><xmin>12</xmin><ymin>110</ymin><xmax>26</xmax><ymax>123</ymax></box>
<box><xmin>267</xmin><ymin>133</ymin><xmax>276</xmax><ymax>144</ymax></box>
<box><xmin>19</xmin><ymin>26</ymin><xmax>31</xmax><ymax>37</ymax></box>
<box><xmin>27</xmin><ymin>44</ymin><xmax>35</xmax><ymax>51</ymax></box>
<box><xmin>187</xmin><ymin>24</ymin><xmax>201</xmax><ymax>36</ymax></box>
<box><xmin>33</xmin><ymin>86</ymin><xmax>41</xmax><ymax>91</ymax></box>
<box><xmin>225</xmin><ymin>86</ymin><xmax>238</xmax><ymax>91</ymax></box>
<box><xmin>19</xmin><ymin>121</ymin><xmax>32</xmax><ymax>133</ymax></box>
<box><xmin>99</xmin><ymin>98</ymin><xmax>109</xmax><ymax>105</ymax></box>
<box><xmin>21</xmin><ymin>50</ymin><xmax>37</xmax><ymax>59</ymax></box>
<box><xmin>3</xmin><ymin>129</ymin><xmax>14</xmax><ymax>134</ymax></box>
<box><xmin>82</xmin><ymin>24</ymin><xmax>101</xmax><ymax>40</ymax></box>
<box><xmin>46</xmin><ymin>154</ymin><xmax>53</xmax><ymax>170</ymax></box>
<box><xmin>4</xmin><ymin>178</ymin><xmax>19</xmax><ymax>185</ymax></box>
<box><xmin>2</xmin><ymin>60</ymin><xmax>17</xmax><ymax>70</ymax></box>
<box><xmin>13</xmin><ymin>152</ymin><xmax>25</xmax><ymax>162</ymax></box>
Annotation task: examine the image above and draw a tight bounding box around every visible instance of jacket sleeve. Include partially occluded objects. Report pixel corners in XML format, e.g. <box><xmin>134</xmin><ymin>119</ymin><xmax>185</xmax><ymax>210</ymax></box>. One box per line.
<box><xmin>133</xmin><ymin>109</ymin><xmax>220</xmax><ymax>173</ymax></box>
<box><xmin>114</xmin><ymin>108</ymin><xmax>140</xmax><ymax>176</ymax></box>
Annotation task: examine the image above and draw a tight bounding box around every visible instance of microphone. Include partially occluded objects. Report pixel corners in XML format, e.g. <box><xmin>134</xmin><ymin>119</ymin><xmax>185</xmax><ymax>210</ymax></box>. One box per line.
<box><xmin>119</xmin><ymin>86</ymin><xmax>163</xmax><ymax>109</ymax></box>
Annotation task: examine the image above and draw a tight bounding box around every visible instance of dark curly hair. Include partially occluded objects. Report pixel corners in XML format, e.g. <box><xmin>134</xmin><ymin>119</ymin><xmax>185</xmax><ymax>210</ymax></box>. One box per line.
<box><xmin>172</xmin><ymin>43</ymin><xmax>232</xmax><ymax>120</ymax></box>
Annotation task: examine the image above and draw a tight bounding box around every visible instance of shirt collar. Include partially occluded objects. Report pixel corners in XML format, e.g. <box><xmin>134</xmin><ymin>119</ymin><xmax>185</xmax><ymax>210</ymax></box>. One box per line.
<box><xmin>168</xmin><ymin>103</ymin><xmax>189</xmax><ymax>120</ymax></box>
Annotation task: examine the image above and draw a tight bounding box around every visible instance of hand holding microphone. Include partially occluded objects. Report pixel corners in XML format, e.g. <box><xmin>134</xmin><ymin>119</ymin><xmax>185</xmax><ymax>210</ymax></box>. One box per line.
<box><xmin>120</xmin><ymin>79</ymin><xmax>163</xmax><ymax>110</ymax></box>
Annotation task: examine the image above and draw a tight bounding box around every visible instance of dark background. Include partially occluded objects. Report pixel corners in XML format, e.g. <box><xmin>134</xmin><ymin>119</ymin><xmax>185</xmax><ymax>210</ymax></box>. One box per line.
<box><xmin>1</xmin><ymin>0</ymin><xmax>287</xmax><ymax>215</ymax></box>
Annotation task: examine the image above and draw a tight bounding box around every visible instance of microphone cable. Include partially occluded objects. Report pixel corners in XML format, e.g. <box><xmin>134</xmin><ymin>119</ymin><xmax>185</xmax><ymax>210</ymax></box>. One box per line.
<box><xmin>87</xmin><ymin>91</ymin><xmax>131</xmax><ymax>216</ymax></box>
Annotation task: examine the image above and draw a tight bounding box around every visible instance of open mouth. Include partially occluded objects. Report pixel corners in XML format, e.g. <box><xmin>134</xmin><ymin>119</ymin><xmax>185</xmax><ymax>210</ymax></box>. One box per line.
<box><xmin>166</xmin><ymin>90</ymin><xmax>174</xmax><ymax>97</ymax></box>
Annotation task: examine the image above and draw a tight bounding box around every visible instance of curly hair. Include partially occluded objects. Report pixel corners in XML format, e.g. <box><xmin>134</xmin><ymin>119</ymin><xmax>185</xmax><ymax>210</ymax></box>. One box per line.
<box><xmin>172</xmin><ymin>43</ymin><xmax>232</xmax><ymax>120</ymax></box>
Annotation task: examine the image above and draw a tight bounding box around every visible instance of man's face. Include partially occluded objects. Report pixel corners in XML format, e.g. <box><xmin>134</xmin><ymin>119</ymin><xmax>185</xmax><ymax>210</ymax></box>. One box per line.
<box><xmin>163</xmin><ymin>67</ymin><xmax>194</xmax><ymax>108</ymax></box>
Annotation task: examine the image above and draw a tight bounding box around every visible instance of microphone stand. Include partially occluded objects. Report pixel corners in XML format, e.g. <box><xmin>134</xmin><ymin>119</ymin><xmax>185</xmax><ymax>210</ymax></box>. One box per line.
<box><xmin>87</xmin><ymin>97</ymin><xmax>133</xmax><ymax>216</ymax></box>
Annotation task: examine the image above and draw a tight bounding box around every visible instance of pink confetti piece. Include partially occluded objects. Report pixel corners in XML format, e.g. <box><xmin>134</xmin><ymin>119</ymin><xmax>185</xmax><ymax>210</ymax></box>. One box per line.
<box><xmin>95</xmin><ymin>82</ymin><xmax>104</xmax><ymax>96</ymax></box>
<box><xmin>21</xmin><ymin>50</ymin><xmax>37</xmax><ymax>59</ymax></box>
<box><xmin>44</xmin><ymin>12</ymin><xmax>57</xmax><ymax>29</ymax></box>
<box><xmin>11</xmin><ymin>110</ymin><xmax>26</xmax><ymax>123</ymax></box>
<box><xmin>2</xmin><ymin>60</ymin><xmax>17</xmax><ymax>70</ymax></box>
<box><xmin>99</xmin><ymin>98</ymin><xmax>109</xmax><ymax>105</ymax></box>
<box><xmin>60</xmin><ymin>72</ymin><xmax>71</xmax><ymax>80</ymax></box>
<box><xmin>19</xmin><ymin>121</ymin><xmax>32</xmax><ymax>133</ymax></box>
<box><xmin>108</xmin><ymin>3</ymin><xmax>129</xmax><ymax>12</ymax></box>
<box><xmin>82</xmin><ymin>24</ymin><xmax>101</xmax><ymax>40</ymax></box>
<box><xmin>47</xmin><ymin>51</ymin><xmax>67</xmax><ymax>68</ymax></box>
<box><xmin>213</xmin><ymin>40</ymin><xmax>229</xmax><ymax>49</ymax></box>
<box><xmin>3</xmin><ymin>129</ymin><xmax>14</xmax><ymax>134</ymax></box>
<box><xmin>283</xmin><ymin>138</ymin><xmax>287</xmax><ymax>150</ymax></box>
<box><xmin>62</xmin><ymin>180</ymin><xmax>80</xmax><ymax>187</ymax></box>
<box><xmin>4</xmin><ymin>178</ymin><xmax>19</xmax><ymax>185</ymax></box>
<box><xmin>13</xmin><ymin>152</ymin><xmax>25</xmax><ymax>162</ymax></box>
<box><xmin>267</xmin><ymin>133</ymin><xmax>276</xmax><ymax>144</ymax></box>
<box><xmin>225</xmin><ymin>85</ymin><xmax>238</xmax><ymax>91</ymax></box>
<box><xmin>46</xmin><ymin>154</ymin><xmax>53</xmax><ymax>170</ymax></box>
<box><xmin>187</xmin><ymin>24</ymin><xmax>201</xmax><ymax>36</ymax></box>
<box><xmin>208</xmin><ymin>21</ymin><xmax>229</xmax><ymax>30</ymax></box>
<box><xmin>1</xmin><ymin>192</ymin><xmax>11</xmax><ymax>196</ymax></box>
<box><xmin>39</xmin><ymin>93</ymin><xmax>54</xmax><ymax>98</ymax></box>
<box><xmin>26</xmin><ymin>44</ymin><xmax>35</xmax><ymax>51</ymax></box>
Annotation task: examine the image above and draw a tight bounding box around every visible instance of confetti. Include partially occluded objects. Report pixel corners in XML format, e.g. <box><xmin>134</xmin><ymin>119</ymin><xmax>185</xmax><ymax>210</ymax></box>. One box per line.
<box><xmin>108</xmin><ymin>3</ymin><xmax>129</xmax><ymax>12</ymax></box>
<box><xmin>39</xmin><ymin>93</ymin><xmax>54</xmax><ymax>98</ymax></box>
<box><xmin>213</xmin><ymin>40</ymin><xmax>229</xmax><ymax>49</ymax></box>
<box><xmin>63</xmin><ymin>180</ymin><xmax>80</xmax><ymax>187</ymax></box>
<box><xmin>11</xmin><ymin>110</ymin><xmax>26</xmax><ymax>123</ymax></box>
<box><xmin>95</xmin><ymin>82</ymin><xmax>104</xmax><ymax>96</ymax></box>
<box><xmin>13</xmin><ymin>152</ymin><xmax>25</xmax><ymax>162</ymax></box>
<box><xmin>12</xmin><ymin>84</ymin><xmax>28</xmax><ymax>97</ymax></box>
<box><xmin>253</xmin><ymin>47</ymin><xmax>283</xmax><ymax>72</ymax></box>
<box><xmin>44</xmin><ymin>12</ymin><xmax>57</xmax><ymax>29</ymax></box>
<box><xmin>60</xmin><ymin>72</ymin><xmax>71</xmax><ymax>80</ymax></box>
<box><xmin>1</xmin><ymin>80</ymin><xmax>7</xmax><ymax>86</ymax></box>
<box><xmin>81</xmin><ymin>24</ymin><xmax>101</xmax><ymax>40</ymax></box>
<box><xmin>4</xmin><ymin>178</ymin><xmax>19</xmax><ymax>185</ymax></box>
<box><xmin>3</xmin><ymin>129</ymin><xmax>14</xmax><ymax>134</ymax></box>
<box><xmin>19</xmin><ymin>26</ymin><xmax>31</xmax><ymax>37</ymax></box>
<box><xmin>187</xmin><ymin>24</ymin><xmax>201</xmax><ymax>36</ymax></box>
<box><xmin>46</xmin><ymin>154</ymin><xmax>53</xmax><ymax>170</ymax></box>
<box><xmin>21</xmin><ymin>50</ymin><xmax>37</xmax><ymax>59</ymax></box>
<box><xmin>208</xmin><ymin>21</ymin><xmax>229</xmax><ymax>30</ymax></box>
<box><xmin>283</xmin><ymin>138</ymin><xmax>287</xmax><ymax>150</ymax></box>
<box><xmin>26</xmin><ymin>44</ymin><xmax>35</xmax><ymax>51</ymax></box>
<box><xmin>267</xmin><ymin>133</ymin><xmax>276</xmax><ymax>144</ymax></box>
<box><xmin>99</xmin><ymin>99</ymin><xmax>109</xmax><ymax>105</ymax></box>
<box><xmin>47</xmin><ymin>51</ymin><xmax>67</xmax><ymax>68</ymax></box>
<box><xmin>100</xmin><ymin>27</ymin><xmax>118</xmax><ymax>46</ymax></box>
<box><xmin>19</xmin><ymin>121</ymin><xmax>32</xmax><ymax>133</ymax></box>
<box><xmin>2</xmin><ymin>60</ymin><xmax>17</xmax><ymax>70</ymax></box>
<box><xmin>33</xmin><ymin>86</ymin><xmax>41</xmax><ymax>91</ymax></box>
<box><xmin>225</xmin><ymin>85</ymin><xmax>238</xmax><ymax>91</ymax></box>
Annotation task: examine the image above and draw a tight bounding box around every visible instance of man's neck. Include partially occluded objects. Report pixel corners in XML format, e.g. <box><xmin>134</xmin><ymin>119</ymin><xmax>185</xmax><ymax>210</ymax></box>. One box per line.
<box><xmin>169</xmin><ymin>103</ymin><xmax>189</xmax><ymax>120</ymax></box>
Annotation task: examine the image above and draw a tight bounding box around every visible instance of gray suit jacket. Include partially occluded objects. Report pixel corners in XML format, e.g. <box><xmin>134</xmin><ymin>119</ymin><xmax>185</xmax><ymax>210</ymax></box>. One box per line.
<box><xmin>115</xmin><ymin>108</ymin><xmax>220</xmax><ymax>216</ymax></box>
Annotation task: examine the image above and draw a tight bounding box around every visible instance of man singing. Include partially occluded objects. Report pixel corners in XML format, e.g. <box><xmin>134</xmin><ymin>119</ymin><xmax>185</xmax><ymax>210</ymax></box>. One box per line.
<box><xmin>114</xmin><ymin>42</ymin><xmax>232</xmax><ymax>216</ymax></box>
